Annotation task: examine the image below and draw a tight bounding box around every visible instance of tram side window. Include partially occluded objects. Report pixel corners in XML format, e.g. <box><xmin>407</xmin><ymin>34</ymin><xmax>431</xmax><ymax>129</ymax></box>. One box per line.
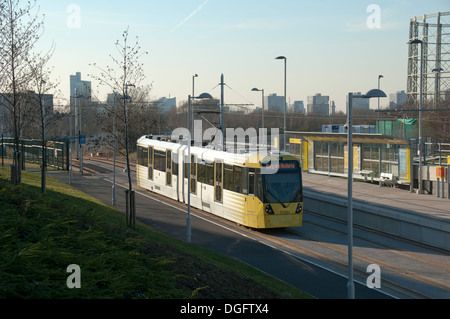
<box><xmin>197</xmin><ymin>161</ymin><xmax>213</xmax><ymax>185</ymax></box>
<box><xmin>233</xmin><ymin>166</ymin><xmax>243</xmax><ymax>193</ymax></box>
<box><xmin>154</xmin><ymin>150</ymin><xmax>166</xmax><ymax>172</ymax></box>
<box><xmin>198</xmin><ymin>162</ymin><xmax>206</xmax><ymax>184</ymax></box>
<box><xmin>206</xmin><ymin>163</ymin><xmax>214</xmax><ymax>186</ymax></box>
<box><xmin>137</xmin><ymin>146</ymin><xmax>148</xmax><ymax>167</ymax></box>
<box><xmin>224</xmin><ymin>164</ymin><xmax>233</xmax><ymax>191</ymax></box>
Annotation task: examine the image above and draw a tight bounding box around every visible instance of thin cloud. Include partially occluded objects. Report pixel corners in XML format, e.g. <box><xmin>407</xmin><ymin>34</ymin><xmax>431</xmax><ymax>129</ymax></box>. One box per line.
<box><xmin>170</xmin><ymin>0</ymin><xmax>210</xmax><ymax>33</ymax></box>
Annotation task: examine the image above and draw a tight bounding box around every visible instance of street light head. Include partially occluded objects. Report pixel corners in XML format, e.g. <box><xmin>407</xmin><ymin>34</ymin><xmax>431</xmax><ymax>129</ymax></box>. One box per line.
<box><xmin>197</xmin><ymin>93</ymin><xmax>213</xmax><ymax>99</ymax></box>
<box><xmin>251</xmin><ymin>88</ymin><xmax>261</xmax><ymax>92</ymax></box>
<box><xmin>275</xmin><ymin>56</ymin><xmax>286</xmax><ymax>60</ymax></box>
<box><xmin>363</xmin><ymin>89</ymin><xmax>387</xmax><ymax>98</ymax></box>
<box><xmin>194</xmin><ymin>74</ymin><xmax>198</xmax><ymax>77</ymax></box>
<box><xmin>378</xmin><ymin>75</ymin><xmax>384</xmax><ymax>79</ymax></box>
<box><xmin>407</xmin><ymin>39</ymin><xmax>423</xmax><ymax>45</ymax></box>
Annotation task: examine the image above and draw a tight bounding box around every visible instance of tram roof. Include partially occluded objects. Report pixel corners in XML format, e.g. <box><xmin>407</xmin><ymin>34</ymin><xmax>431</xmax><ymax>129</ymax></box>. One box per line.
<box><xmin>137</xmin><ymin>135</ymin><xmax>298</xmax><ymax>167</ymax></box>
<box><xmin>286</xmin><ymin>131</ymin><xmax>409</xmax><ymax>145</ymax></box>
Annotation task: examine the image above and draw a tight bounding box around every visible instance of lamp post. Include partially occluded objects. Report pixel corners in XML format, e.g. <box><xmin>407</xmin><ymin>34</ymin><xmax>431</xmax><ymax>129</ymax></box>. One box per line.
<box><xmin>432</xmin><ymin>68</ymin><xmax>443</xmax><ymax>107</ymax></box>
<box><xmin>251</xmin><ymin>88</ymin><xmax>265</xmax><ymax>130</ymax></box>
<box><xmin>186</xmin><ymin>92</ymin><xmax>213</xmax><ymax>243</ymax></box>
<box><xmin>347</xmin><ymin>88</ymin><xmax>386</xmax><ymax>299</ymax></box>
<box><xmin>377</xmin><ymin>75</ymin><xmax>383</xmax><ymax>122</ymax></box>
<box><xmin>73</xmin><ymin>89</ymin><xmax>85</xmax><ymax>173</ymax></box>
<box><xmin>275</xmin><ymin>56</ymin><xmax>287</xmax><ymax>151</ymax></box>
<box><xmin>408</xmin><ymin>38</ymin><xmax>424</xmax><ymax>194</ymax></box>
<box><xmin>192</xmin><ymin>74</ymin><xmax>198</xmax><ymax>130</ymax></box>
<box><xmin>69</xmin><ymin>105</ymin><xmax>73</xmax><ymax>184</ymax></box>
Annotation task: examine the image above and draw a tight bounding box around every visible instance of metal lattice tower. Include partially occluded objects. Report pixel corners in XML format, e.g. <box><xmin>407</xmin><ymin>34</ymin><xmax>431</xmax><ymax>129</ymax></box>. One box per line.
<box><xmin>407</xmin><ymin>12</ymin><xmax>450</xmax><ymax>107</ymax></box>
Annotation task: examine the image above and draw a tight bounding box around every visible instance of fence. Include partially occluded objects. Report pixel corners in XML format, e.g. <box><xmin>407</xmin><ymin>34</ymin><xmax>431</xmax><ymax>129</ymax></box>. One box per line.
<box><xmin>1</xmin><ymin>136</ymin><xmax>69</xmax><ymax>171</ymax></box>
<box><xmin>376</xmin><ymin>119</ymin><xmax>418</xmax><ymax>139</ymax></box>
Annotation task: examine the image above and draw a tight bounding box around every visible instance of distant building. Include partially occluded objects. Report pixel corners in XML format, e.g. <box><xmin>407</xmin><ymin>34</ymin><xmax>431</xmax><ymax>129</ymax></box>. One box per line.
<box><xmin>0</xmin><ymin>91</ymin><xmax>53</xmax><ymax>116</ymax></box>
<box><xmin>0</xmin><ymin>91</ymin><xmax>53</xmax><ymax>132</ymax></box>
<box><xmin>158</xmin><ymin>97</ymin><xmax>176</xmax><ymax>114</ymax></box>
<box><xmin>265</xmin><ymin>93</ymin><xmax>285</xmax><ymax>112</ymax></box>
<box><xmin>293</xmin><ymin>101</ymin><xmax>305</xmax><ymax>114</ymax></box>
<box><xmin>0</xmin><ymin>94</ymin><xmax>9</xmax><ymax>132</ymax></box>
<box><xmin>106</xmin><ymin>92</ymin><xmax>119</xmax><ymax>104</ymax></box>
<box><xmin>389</xmin><ymin>90</ymin><xmax>407</xmax><ymax>107</ymax></box>
<box><xmin>30</xmin><ymin>92</ymin><xmax>54</xmax><ymax>115</ymax></box>
<box><xmin>330</xmin><ymin>101</ymin><xmax>336</xmax><ymax>114</ymax></box>
<box><xmin>307</xmin><ymin>93</ymin><xmax>330</xmax><ymax>115</ymax></box>
<box><xmin>70</xmin><ymin>72</ymin><xmax>91</xmax><ymax>107</ymax></box>
<box><xmin>346</xmin><ymin>92</ymin><xmax>370</xmax><ymax>111</ymax></box>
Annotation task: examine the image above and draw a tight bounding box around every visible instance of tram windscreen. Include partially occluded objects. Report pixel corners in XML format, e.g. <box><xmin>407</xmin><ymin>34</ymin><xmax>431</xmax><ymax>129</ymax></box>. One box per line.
<box><xmin>262</xmin><ymin>161</ymin><xmax>302</xmax><ymax>204</ymax></box>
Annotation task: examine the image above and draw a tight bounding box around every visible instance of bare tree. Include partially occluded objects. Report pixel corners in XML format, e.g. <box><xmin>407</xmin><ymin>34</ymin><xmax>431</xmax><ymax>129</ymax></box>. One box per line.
<box><xmin>90</xmin><ymin>27</ymin><xmax>149</xmax><ymax>227</ymax></box>
<box><xmin>0</xmin><ymin>0</ymin><xmax>44</xmax><ymax>184</ymax></box>
<box><xmin>26</xmin><ymin>45</ymin><xmax>62</xmax><ymax>193</ymax></box>
<box><xmin>90</xmin><ymin>27</ymin><xmax>149</xmax><ymax>191</ymax></box>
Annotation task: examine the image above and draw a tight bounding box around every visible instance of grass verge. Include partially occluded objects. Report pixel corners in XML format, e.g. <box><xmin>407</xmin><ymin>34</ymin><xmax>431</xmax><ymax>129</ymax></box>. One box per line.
<box><xmin>0</xmin><ymin>167</ymin><xmax>312</xmax><ymax>299</ymax></box>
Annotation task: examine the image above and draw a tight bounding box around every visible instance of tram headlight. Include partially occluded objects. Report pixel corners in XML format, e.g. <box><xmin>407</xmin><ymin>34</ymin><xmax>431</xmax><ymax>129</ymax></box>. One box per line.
<box><xmin>265</xmin><ymin>204</ymin><xmax>274</xmax><ymax>215</ymax></box>
<box><xmin>295</xmin><ymin>203</ymin><xmax>302</xmax><ymax>214</ymax></box>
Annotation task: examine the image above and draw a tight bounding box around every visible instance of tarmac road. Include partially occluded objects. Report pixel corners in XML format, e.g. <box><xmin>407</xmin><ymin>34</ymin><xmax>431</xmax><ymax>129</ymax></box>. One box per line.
<box><xmin>50</xmin><ymin>169</ymin><xmax>391</xmax><ymax>299</ymax></box>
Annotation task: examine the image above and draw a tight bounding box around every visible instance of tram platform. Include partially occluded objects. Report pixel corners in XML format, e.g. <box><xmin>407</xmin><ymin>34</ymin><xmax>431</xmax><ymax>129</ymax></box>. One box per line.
<box><xmin>302</xmin><ymin>172</ymin><xmax>450</xmax><ymax>251</ymax></box>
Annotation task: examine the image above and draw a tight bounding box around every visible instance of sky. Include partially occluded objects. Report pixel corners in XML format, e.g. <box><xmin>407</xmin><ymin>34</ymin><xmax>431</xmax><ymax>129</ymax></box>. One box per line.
<box><xmin>33</xmin><ymin>0</ymin><xmax>449</xmax><ymax>113</ymax></box>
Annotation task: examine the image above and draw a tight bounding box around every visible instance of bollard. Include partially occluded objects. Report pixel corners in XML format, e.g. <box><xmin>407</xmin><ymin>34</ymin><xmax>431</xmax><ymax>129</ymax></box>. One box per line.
<box><xmin>130</xmin><ymin>190</ymin><xmax>136</xmax><ymax>230</ymax></box>
<box><xmin>436</xmin><ymin>166</ymin><xmax>445</xmax><ymax>198</ymax></box>
<box><xmin>125</xmin><ymin>189</ymin><xmax>130</xmax><ymax>226</ymax></box>
<box><xmin>124</xmin><ymin>189</ymin><xmax>136</xmax><ymax>229</ymax></box>
<box><xmin>10</xmin><ymin>164</ymin><xmax>16</xmax><ymax>185</ymax></box>
<box><xmin>437</xmin><ymin>178</ymin><xmax>440</xmax><ymax>198</ymax></box>
<box><xmin>447</xmin><ymin>167</ymin><xmax>450</xmax><ymax>200</ymax></box>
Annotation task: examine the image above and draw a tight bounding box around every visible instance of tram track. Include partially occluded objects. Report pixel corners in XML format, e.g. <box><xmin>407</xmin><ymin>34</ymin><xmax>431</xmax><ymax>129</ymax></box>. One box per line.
<box><xmin>276</xmin><ymin>212</ymin><xmax>449</xmax><ymax>298</ymax></box>
<box><xmin>303</xmin><ymin>211</ymin><xmax>450</xmax><ymax>269</ymax></box>
<box><xmin>251</xmin><ymin>224</ymin><xmax>432</xmax><ymax>299</ymax></box>
<box><xmin>81</xmin><ymin>156</ymin><xmax>450</xmax><ymax>299</ymax></box>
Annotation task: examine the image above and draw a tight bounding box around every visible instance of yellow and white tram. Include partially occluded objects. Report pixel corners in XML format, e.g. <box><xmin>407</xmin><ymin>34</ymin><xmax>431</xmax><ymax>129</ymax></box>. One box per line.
<box><xmin>136</xmin><ymin>136</ymin><xmax>303</xmax><ymax>229</ymax></box>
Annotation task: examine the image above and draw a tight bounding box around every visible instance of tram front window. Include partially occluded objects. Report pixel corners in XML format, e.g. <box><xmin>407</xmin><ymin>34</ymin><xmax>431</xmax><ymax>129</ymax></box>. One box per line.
<box><xmin>262</xmin><ymin>162</ymin><xmax>302</xmax><ymax>204</ymax></box>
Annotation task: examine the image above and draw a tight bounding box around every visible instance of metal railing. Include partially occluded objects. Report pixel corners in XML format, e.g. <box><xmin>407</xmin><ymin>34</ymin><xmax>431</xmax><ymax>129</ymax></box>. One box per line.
<box><xmin>1</xmin><ymin>136</ymin><xmax>69</xmax><ymax>171</ymax></box>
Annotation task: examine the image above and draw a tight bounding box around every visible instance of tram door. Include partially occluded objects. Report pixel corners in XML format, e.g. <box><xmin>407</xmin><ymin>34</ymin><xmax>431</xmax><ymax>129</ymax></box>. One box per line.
<box><xmin>248</xmin><ymin>169</ymin><xmax>255</xmax><ymax>196</ymax></box>
<box><xmin>190</xmin><ymin>155</ymin><xmax>197</xmax><ymax>195</ymax></box>
<box><xmin>148</xmin><ymin>146</ymin><xmax>154</xmax><ymax>180</ymax></box>
<box><xmin>215</xmin><ymin>161</ymin><xmax>223</xmax><ymax>203</ymax></box>
<box><xmin>166</xmin><ymin>150</ymin><xmax>172</xmax><ymax>187</ymax></box>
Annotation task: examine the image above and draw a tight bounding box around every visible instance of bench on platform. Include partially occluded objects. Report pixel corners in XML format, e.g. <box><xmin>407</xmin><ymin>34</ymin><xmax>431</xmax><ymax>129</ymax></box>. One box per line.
<box><xmin>358</xmin><ymin>170</ymin><xmax>374</xmax><ymax>182</ymax></box>
<box><xmin>380</xmin><ymin>173</ymin><xmax>397</xmax><ymax>187</ymax></box>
